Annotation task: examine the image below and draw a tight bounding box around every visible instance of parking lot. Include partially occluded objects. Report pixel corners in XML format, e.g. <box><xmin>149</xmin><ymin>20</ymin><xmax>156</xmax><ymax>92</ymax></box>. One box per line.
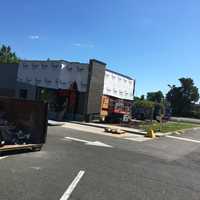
<box><xmin>1</xmin><ymin>125</ymin><xmax>200</xmax><ymax>200</ymax></box>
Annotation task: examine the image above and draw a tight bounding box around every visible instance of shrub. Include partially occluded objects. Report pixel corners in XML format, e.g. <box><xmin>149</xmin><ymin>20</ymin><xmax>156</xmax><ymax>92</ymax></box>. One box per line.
<box><xmin>134</xmin><ymin>100</ymin><xmax>155</xmax><ymax>109</ymax></box>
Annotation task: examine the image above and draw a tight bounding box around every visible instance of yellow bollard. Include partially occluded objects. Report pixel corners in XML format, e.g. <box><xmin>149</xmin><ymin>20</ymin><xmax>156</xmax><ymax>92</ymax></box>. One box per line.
<box><xmin>147</xmin><ymin>129</ymin><xmax>156</xmax><ymax>138</ymax></box>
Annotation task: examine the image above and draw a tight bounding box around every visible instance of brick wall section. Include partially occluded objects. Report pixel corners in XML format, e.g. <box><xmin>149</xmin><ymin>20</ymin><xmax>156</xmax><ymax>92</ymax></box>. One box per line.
<box><xmin>86</xmin><ymin>59</ymin><xmax>106</xmax><ymax>117</ymax></box>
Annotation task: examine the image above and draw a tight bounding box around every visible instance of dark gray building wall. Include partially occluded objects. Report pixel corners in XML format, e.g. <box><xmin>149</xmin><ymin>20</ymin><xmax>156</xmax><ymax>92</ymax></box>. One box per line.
<box><xmin>63</xmin><ymin>91</ymin><xmax>87</xmax><ymax>121</ymax></box>
<box><xmin>76</xmin><ymin>92</ymin><xmax>87</xmax><ymax>114</ymax></box>
<box><xmin>85</xmin><ymin>59</ymin><xmax>106</xmax><ymax>118</ymax></box>
<box><xmin>0</xmin><ymin>64</ymin><xmax>18</xmax><ymax>97</ymax></box>
<box><xmin>16</xmin><ymin>82</ymin><xmax>37</xmax><ymax>100</ymax></box>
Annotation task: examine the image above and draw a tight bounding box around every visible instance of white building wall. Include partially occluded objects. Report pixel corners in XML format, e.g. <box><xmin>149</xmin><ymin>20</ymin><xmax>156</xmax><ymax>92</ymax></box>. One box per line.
<box><xmin>103</xmin><ymin>70</ymin><xmax>134</xmax><ymax>100</ymax></box>
<box><xmin>17</xmin><ymin>61</ymin><xmax>134</xmax><ymax>99</ymax></box>
<box><xmin>17</xmin><ymin>61</ymin><xmax>89</xmax><ymax>92</ymax></box>
<box><xmin>59</xmin><ymin>62</ymin><xmax>89</xmax><ymax>92</ymax></box>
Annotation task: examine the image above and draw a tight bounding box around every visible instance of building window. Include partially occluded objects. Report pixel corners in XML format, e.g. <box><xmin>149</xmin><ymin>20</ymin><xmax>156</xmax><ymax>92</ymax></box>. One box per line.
<box><xmin>32</xmin><ymin>64</ymin><xmax>38</xmax><ymax>69</ymax></box>
<box><xmin>35</xmin><ymin>78</ymin><xmax>42</xmax><ymax>84</ymax></box>
<box><xmin>45</xmin><ymin>78</ymin><xmax>52</xmax><ymax>84</ymax></box>
<box><xmin>23</xmin><ymin>64</ymin><xmax>28</xmax><ymax>68</ymax></box>
<box><xmin>52</xmin><ymin>64</ymin><xmax>59</xmax><ymax>69</ymax></box>
<box><xmin>41</xmin><ymin>64</ymin><xmax>48</xmax><ymax>69</ymax></box>
<box><xmin>67</xmin><ymin>66</ymin><xmax>72</xmax><ymax>71</ymax></box>
<box><xmin>26</xmin><ymin>78</ymin><xmax>32</xmax><ymax>83</ymax></box>
<box><xmin>114</xmin><ymin>89</ymin><xmax>118</xmax><ymax>94</ymax></box>
<box><xmin>77</xmin><ymin>66</ymin><xmax>84</xmax><ymax>71</ymax></box>
<box><xmin>112</xmin><ymin>75</ymin><xmax>116</xmax><ymax>80</ymax></box>
<box><xmin>17</xmin><ymin>77</ymin><xmax>23</xmax><ymax>82</ymax></box>
<box><xmin>20</xmin><ymin>89</ymin><xmax>28</xmax><ymax>99</ymax></box>
<box><xmin>81</xmin><ymin>81</ymin><xmax>87</xmax><ymax>87</ymax></box>
<box><xmin>55</xmin><ymin>79</ymin><xmax>59</xmax><ymax>84</ymax></box>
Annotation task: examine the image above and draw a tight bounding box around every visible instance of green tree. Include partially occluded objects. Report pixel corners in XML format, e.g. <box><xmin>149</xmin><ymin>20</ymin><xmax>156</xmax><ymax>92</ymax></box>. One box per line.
<box><xmin>134</xmin><ymin>100</ymin><xmax>154</xmax><ymax>109</ymax></box>
<box><xmin>147</xmin><ymin>91</ymin><xmax>164</xmax><ymax>103</ymax></box>
<box><xmin>133</xmin><ymin>99</ymin><xmax>155</xmax><ymax>120</ymax></box>
<box><xmin>0</xmin><ymin>45</ymin><xmax>19</xmax><ymax>64</ymax></box>
<box><xmin>140</xmin><ymin>95</ymin><xmax>145</xmax><ymax>100</ymax></box>
<box><xmin>134</xmin><ymin>95</ymin><xmax>145</xmax><ymax>101</ymax></box>
<box><xmin>134</xmin><ymin>96</ymin><xmax>140</xmax><ymax>101</ymax></box>
<box><xmin>166</xmin><ymin>78</ymin><xmax>199</xmax><ymax>116</ymax></box>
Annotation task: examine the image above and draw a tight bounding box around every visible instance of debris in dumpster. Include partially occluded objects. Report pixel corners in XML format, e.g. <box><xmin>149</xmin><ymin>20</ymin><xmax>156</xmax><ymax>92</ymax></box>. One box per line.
<box><xmin>0</xmin><ymin>139</ymin><xmax>5</xmax><ymax>147</ymax></box>
<box><xmin>0</xmin><ymin>124</ymin><xmax>31</xmax><ymax>145</ymax></box>
<box><xmin>0</xmin><ymin>97</ymin><xmax>48</xmax><ymax>153</ymax></box>
<box><xmin>0</xmin><ymin>112</ymin><xmax>8</xmax><ymax>126</ymax></box>
<box><xmin>0</xmin><ymin>105</ymin><xmax>32</xmax><ymax>146</ymax></box>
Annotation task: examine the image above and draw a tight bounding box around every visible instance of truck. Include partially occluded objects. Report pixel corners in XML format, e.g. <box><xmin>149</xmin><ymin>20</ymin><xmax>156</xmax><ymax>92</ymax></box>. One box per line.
<box><xmin>0</xmin><ymin>97</ymin><xmax>48</xmax><ymax>154</ymax></box>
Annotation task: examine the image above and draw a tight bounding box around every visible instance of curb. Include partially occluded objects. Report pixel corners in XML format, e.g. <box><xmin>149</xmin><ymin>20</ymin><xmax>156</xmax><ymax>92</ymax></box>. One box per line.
<box><xmin>68</xmin><ymin>121</ymin><xmax>147</xmax><ymax>136</ymax></box>
<box><xmin>155</xmin><ymin>127</ymin><xmax>200</xmax><ymax>137</ymax></box>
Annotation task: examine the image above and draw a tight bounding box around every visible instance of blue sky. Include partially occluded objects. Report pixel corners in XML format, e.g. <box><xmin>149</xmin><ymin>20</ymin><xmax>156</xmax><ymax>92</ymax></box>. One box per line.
<box><xmin>1</xmin><ymin>0</ymin><xmax>200</xmax><ymax>96</ymax></box>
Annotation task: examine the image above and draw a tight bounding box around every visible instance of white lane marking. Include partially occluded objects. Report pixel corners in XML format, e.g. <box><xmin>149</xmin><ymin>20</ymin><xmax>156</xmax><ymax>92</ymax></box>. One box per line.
<box><xmin>63</xmin><ymin>137</ymin><xmax>113</xmax><ymax>148</ymax></box>
<box><xmin>125</xmin><ymin>137</ymin><xmax>152</xmax><ymax>142</ymax></box>
<box><xmin>86</xmin><ymin>141</ymin><xmax>113</xmax><ymax>147</ymax></box>
<box><xmin>64</xmin><ymin>137</ymin><xmax>89</xmax><ymax>143</ymax></box>
<box><xmin>166</xmin><ymin>135</ymin><xmax>200</xmax><ymax>143</ymax></box>
<box><xmin>30</xmin><ymin>166</ymin><xmax>42</xmax><ymax>170</ymax></box>
<box><xmin>0</xmin><ymin>156</ymin><xmax>8</xmax><ymax>160</ymax></box>
<box><xmin>60</xmin><ymin>170</ymin><xmax>85</xmax><ymax>200</ymax></box>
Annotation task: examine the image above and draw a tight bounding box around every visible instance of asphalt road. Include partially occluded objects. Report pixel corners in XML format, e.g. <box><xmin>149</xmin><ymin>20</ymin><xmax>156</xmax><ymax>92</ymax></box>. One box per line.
<box><xmin>1</xmin><ymin>126</ymin><xmax>200</xmax><ymax>200</ymax></box>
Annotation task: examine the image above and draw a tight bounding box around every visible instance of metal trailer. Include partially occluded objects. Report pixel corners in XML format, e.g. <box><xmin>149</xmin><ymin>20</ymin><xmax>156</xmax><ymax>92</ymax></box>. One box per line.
<box><xmin>0</xmin><ymin>97</ymin><xmax>48</xmax><ymax>154</ymax></box>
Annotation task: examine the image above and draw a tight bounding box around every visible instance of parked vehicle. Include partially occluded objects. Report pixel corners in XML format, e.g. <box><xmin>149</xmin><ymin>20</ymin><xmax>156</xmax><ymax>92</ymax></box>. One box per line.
<box><xmin>133</xmin><ymin>101</ymin><xmax>171</xmax><ymax>121</ymax></box>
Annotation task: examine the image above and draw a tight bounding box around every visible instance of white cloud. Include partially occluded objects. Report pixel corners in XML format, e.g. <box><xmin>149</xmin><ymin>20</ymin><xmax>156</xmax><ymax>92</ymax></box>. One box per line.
<box><xmin>28</xmin><ymin>35</ymin><xmax>39</xmax><ymax>40</ymax></box>
<box><xmin>73</xmin><ymin>43</ymin><xmax>81</xmax><ymax>47</ymax></box>
<box><xmin>72</xmin><ymin>43</ymin><xmax>94</xmax><ymax>48</ymax></box>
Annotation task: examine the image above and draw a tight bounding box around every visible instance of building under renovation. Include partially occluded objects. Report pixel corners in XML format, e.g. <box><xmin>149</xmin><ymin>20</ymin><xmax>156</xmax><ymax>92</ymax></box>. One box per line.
<box><xmin>0</xmin><ymin>59</ymin><xmax>135</xmax><ymax>121</ymax></box>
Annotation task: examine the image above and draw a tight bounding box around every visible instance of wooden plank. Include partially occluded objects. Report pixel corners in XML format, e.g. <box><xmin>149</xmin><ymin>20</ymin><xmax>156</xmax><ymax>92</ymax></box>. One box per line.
<box><xmin>0</xmin><ymin>144</ymin><xmax>42</xmax><ymax>152</ymax></box>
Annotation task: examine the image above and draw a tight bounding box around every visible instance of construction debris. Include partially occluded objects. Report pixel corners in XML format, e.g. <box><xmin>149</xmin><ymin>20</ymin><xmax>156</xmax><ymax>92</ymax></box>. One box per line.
<box><xmin>0</xmin><ymin>126</ymin><xmax>31</xmax><ymax>145</ymax></box>
<box><xmin>104</xmin><ymin>127</ymin><xmax>126</xmax><ymax>134</ymax></box>
<box><xmin>0</xmin><ymin>96</ymin><xmax>48</xmax><ymax>153</ymax></box>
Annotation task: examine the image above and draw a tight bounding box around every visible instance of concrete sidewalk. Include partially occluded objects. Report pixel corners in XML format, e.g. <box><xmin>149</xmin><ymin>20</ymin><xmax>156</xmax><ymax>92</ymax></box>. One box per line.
<box><xmin>170</xmin><ymin>117</ymin><xmax>200</xmax><ymax>124</ymax></box>
<box><xmin>48</xmin><ymin>120</ymin><xmax>65</xmax><ymax>126</ymax></box>
<box><xmin>62</xmin><ymin>122</ymin><xmax>152</xmax><ymax>142</ymax></box>
<box><xmin>69</xmin><ymin>121</ymin><xmax>147</xmax><ymax>136</ymax></box>
<box><xmin>67</xmin><ymin>121</ymin><xmax>189</xmax><ymax>138</ymax></box>
<box><xmin>51</xmin><ymin>120</ymin><xmax>182</xmax><ymax>138</ymax></box>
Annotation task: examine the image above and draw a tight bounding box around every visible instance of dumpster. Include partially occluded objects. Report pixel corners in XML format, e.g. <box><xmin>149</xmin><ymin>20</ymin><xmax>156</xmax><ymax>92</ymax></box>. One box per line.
<box><xmin>0</xmin><ymin>97</ymin><xmax>48</xmax><ymax>153</ymax></box>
